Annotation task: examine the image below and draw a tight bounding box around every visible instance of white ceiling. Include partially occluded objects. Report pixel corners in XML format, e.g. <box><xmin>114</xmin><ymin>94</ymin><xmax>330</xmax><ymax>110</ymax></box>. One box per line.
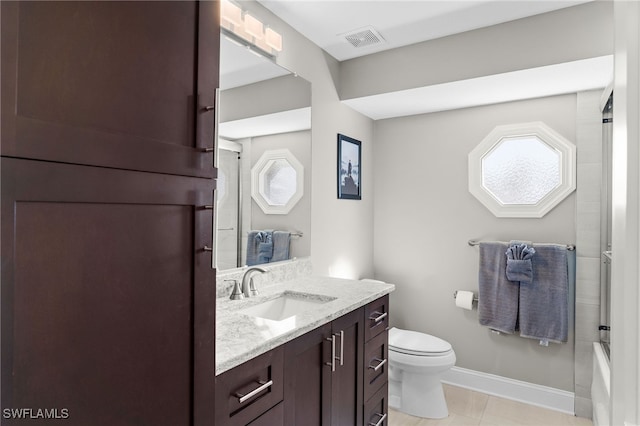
<box><xmin>223</xmin><ymin>0</ymin><xmax>611</xmax><ymax>122</ymax></box>
<box><xmin>257</xmin><ymin>0</ymin><xmax>594</xmax><ymax>61</ymax></box>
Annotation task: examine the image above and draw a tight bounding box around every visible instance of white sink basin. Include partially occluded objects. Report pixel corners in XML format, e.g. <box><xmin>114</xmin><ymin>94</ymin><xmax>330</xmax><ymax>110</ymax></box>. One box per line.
<box><xmin>240</xmin><ymin>292</ymin><xmax>335</xmax><ymax>322</ymax></box>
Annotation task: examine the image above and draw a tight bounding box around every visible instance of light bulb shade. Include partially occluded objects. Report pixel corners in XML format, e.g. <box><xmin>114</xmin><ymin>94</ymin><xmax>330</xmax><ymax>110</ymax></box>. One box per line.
<box><xmin>221</xmin><ymin>0</ymin><xmax>242</xmax><ymax>27</ymax></box>
<box><xmin>265</xmin><ymin>27</ymin><xmax>282</xmax><ymax>52</ymax></box>
<box><xmin>243</xmin><ymin>13</ymin><xmax>264</xmax><ymax>40</ymax></box>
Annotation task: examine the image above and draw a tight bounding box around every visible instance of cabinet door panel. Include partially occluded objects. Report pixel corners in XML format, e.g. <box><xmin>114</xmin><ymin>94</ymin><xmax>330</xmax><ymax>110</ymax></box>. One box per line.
<box><xmin>1</xmin><ymin>1</ymin><xmax>219</xmax><ymax>178</ymax></box>
<box><xmin>1</xmin><ymin>158</ymin><xmax>216</xmax><ymax>426</ymax></box>
<box><xmin>331</xmin><ymin>309</ymin><xmax>364</xmax><ymax>426</ymax></box>
<box><xmin>283</xmin><ymin>323</ymin><xmax>332</xmax><ymax>426</ymax></box>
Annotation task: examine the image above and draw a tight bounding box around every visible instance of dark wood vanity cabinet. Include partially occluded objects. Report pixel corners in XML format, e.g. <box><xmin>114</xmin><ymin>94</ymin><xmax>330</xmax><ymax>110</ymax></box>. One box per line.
<box><xmin>1</xmin><ymin>2</ymin><xmax>219</xmax><ymax>425</ymax></box>
<box><xmin>216</xmin><ymin>295</ymin><xmax>389</xmax><ymax>426</ymax></box>
<box><xmin>363</xmin><ymin>295</ymin><xmax>390</xmax><ymax>426</ymax></box>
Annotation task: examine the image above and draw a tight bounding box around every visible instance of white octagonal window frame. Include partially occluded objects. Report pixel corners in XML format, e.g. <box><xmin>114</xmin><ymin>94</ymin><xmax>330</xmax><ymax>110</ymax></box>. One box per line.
<box><xmin>251</xmin><ymin>149</ymin><xmax>304</xmax><ymax>215</ymax></box>
<box><xmin>468</xmin><ymin>122</ymin><xmax>576</xmax><ymax>218</ymax></box>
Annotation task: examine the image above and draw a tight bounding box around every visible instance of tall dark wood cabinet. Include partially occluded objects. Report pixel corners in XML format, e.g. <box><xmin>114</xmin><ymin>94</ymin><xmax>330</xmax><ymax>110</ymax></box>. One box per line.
<box><xmin>1</xmin><ymin>2</ymin><xmax>219</xmax><ymax>425</ymax></box>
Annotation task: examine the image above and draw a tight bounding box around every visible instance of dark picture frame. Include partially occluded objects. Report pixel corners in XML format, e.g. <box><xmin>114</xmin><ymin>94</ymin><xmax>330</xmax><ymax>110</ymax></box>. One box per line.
<box><xmin>337</xmin><ymin>134</ymin><xmax>361</xmax><ymax>200</ymax></box>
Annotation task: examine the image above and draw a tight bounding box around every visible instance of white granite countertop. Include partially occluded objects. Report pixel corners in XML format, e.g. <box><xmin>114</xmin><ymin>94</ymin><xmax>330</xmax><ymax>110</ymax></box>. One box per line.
<box><xmin>216</xmin><ymin>276</ymin><xmax>395</xmax><ymax>375</ymax></box>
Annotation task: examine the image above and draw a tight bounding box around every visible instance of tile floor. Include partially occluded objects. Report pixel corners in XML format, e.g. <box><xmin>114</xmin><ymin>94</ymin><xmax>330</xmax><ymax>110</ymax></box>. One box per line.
<box><xmin>388</xmin><ymin>384</ymin><xmax>593</xmax><ymax>426</ymax></box>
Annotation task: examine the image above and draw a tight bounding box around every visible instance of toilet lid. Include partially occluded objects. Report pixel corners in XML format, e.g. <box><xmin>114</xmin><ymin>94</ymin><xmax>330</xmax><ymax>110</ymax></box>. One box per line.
<box><xmin>388</xmin><ymin>327</ymin><xmax>452</xmax><ymax>356</ymax></box>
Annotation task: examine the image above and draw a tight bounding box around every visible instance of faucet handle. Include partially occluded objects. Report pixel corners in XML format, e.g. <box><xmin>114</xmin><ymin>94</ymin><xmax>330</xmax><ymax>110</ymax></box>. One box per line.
<box><xmin>226</xmin><ymin>279</ymin><xmax>244</xmax><ymax>300</ymax></box>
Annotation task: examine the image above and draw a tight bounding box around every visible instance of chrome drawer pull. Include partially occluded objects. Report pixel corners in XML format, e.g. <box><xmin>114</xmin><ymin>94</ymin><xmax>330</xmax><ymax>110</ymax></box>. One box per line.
<box><xmin>368</xmin><ymin>357</ymin><xmax>387</xmax><ymax>371</ymax></box>
<box><xmin>369</xmin><ymin>311</ymin><xmax>387</xmax><ymax>323</ymax></box>
<box><xmin>338</xmin><ymin>330</ymin><xmax>344</xmax><ymax>366</ymax></box>
<box><xmin>325</xmin><ymin>335</ymin><xmax>336</xmax><ymax>372</ymax></box>
<box><xmin>235</xmin><ymin>380</ymin><xmax>273</xmax><ymax>404</ymax></box>
<box><xmin>368</xmin><ymin>412</ymin><xmax>387</xmax><ymax>426</ymax></box>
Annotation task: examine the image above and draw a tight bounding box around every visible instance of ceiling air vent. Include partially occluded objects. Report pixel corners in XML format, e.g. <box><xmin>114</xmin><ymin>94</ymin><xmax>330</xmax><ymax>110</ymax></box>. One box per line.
<box><xmin>342</xmin><ymin>26</ymin><xmax>385</xmax><ymax>48</ymax></box>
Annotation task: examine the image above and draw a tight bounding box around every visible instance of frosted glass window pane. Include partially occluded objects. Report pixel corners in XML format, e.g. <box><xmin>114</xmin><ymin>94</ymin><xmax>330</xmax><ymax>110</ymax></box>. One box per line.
<box><xmin>481</xmin><ymin>136</ymin><xmax>561</xmax><ymax>205</ymax></box>
<box><xmin>263</xmin><ymin>159</ymin><xmax>297</xmax><ymax>206</ymax></box>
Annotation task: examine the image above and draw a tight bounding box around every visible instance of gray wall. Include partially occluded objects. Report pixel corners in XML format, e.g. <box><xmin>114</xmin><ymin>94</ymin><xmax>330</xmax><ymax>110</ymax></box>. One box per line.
<box><xmin>220</xmin><ymin>74</ymin><xmax>311</xmax><ymax>122</ymax></box>
<box><xmin>373</xmin><ymin>94</ymin><xmax>578</xmax><ymax>391</ymax></box>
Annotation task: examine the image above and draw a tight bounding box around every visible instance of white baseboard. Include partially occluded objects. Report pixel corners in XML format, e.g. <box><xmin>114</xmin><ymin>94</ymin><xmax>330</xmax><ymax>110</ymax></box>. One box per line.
<box><xmin>441</xmin><ymin>366</ymin><xmax>575</xmax><ymax>415</ymax></box>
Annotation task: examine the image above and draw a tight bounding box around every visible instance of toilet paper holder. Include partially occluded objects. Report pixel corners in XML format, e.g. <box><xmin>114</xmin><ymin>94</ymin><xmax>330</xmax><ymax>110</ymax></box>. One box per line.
<box><xmin>453</xmin><ymin>291</ymin><xmax>478</xmax><ymax>302</ymax></box>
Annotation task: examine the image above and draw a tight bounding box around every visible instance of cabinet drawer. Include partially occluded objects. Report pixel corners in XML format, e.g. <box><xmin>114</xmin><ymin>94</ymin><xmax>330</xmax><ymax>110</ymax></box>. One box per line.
<box><xmin>364</xmin><ymin>383</ymin><xmax>389</xmax><ymax>426</ymax></box>
<box><xmin>364</xmin><ymin>295</ymin><xmax>389</xmax><ymax>342</ymax></box>
<box><xmin>247</xmin><ymin>401</ymin><xmax>284</xmax><ymax>426</ymax></box>
<box><xmin>364</xmin><ymin>329</ymin><xmax>388</xmax><ymax>402</ymax></box>
<box><xmin>215</xmin><ymin>346</ymin><xmax>284</xmax><ymax>426</ymax></box>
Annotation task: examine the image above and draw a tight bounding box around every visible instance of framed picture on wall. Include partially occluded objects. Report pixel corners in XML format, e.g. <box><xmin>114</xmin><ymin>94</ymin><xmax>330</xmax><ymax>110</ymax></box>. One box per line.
<box><xmin>337</xmin><ymin>134</ymin><xmax>361</xmax><ymax>200</ymax></box>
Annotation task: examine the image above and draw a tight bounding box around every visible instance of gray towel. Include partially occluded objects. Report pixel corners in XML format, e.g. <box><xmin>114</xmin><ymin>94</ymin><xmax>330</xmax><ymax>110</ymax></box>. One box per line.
<box><xmin>257</xmin><ymin>231</ymin><xmax>273</xmax><ymax>264</ymax></box>
<box><xmin>271</xmin><ymin>231</ymin><xmax>291</xmax><ymax>262</ymax></box>
<box><xmin>478</xmin><ymin>242</ymin><xmax>519</xmax><ymax>334</ymax></box>
<box><xmin>246</xmin><ymin>230</ymin><xmax>261</xmax><ymax>266</ymax></box>
<box><xmin>246</xmin><ymin>230</ymin><xmax>273</xmax><ymax>266</ymax></box>
<box><xmin>519</xmin><ymin>244</ymin><xmax>569</xmax><ymax>343</ymax></box>
<box><xmin>506</xmin><ymin>243</ymin><xmax>536</xmax><ymax>284</ymax></box>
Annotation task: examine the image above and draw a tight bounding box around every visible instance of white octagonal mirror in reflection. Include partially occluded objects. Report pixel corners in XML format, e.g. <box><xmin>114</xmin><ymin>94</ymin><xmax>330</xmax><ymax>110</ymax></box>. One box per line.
<box><xmin>252</xmin><ymin>149</ymin><xmax>304</xmax><ymax>215</ymax></box>
<box><xmin>468</xmin><ymin>122</ymin><xmax>576</xmax><ymax>218</ymax></box>
<box><xmin>482</xmin><ymin>136</ymin><xmax>561</xmax><ymax>205</ymax></box>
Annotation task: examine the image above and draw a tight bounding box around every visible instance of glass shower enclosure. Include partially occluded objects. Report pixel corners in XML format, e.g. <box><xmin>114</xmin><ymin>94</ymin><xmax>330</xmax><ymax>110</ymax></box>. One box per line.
<box><xmin>600</xmin><ymin>93</ymin><xmax>613</xmax><ymax>359</ymax></box>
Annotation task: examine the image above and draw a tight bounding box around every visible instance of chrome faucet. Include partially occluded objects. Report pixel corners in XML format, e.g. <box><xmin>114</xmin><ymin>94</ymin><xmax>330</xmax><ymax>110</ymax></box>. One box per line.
<box><xmin>241</xmin><ymin>267</ymin><xmax>268</xmax><ymax>297</ymax></box>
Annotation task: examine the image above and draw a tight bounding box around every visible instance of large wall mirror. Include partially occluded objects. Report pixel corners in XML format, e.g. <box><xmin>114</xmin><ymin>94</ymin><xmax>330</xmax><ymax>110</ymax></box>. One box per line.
<box><xmin>217</xmin><ymin>34</ymin><xmax>311</xmax><ymax>271</ymax></box>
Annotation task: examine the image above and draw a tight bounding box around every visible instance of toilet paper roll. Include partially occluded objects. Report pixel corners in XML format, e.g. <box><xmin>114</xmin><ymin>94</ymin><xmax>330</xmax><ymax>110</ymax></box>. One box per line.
<box><xmin>455</xmin><ymin>290</ymin><xmax>475</xmax><ymax>310</ymax></box>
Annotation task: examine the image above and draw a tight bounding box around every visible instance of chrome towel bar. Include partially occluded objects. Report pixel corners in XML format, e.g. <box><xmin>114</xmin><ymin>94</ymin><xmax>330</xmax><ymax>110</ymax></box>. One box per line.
<box><xmin>467</xmin><ymin>239</ymin><xmax>575</xmax><ymax>251</ymax></box>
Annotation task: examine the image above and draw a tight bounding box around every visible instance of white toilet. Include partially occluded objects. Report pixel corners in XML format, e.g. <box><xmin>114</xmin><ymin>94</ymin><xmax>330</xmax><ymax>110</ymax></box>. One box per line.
<box><xmin>388</xmin><ymin>327</ymin><xmax>456</xmax><ymax>419</ymax></box>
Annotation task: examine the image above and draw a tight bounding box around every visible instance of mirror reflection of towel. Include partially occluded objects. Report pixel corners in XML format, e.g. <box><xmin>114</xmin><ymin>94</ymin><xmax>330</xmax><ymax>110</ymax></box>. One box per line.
<box><xmin>246</xmin><ymin>230</ymin><xmax>272</xmax><ymax>266</ymax></box>
<box><xmin>271</xmin><ymin>231</ymin><xmax>291</xmax><ymax>262</ymax></box>
<box><xmin>256</xmin><ymin>231</ymin><xmax>273</xmax><ymax>264</ymax></box>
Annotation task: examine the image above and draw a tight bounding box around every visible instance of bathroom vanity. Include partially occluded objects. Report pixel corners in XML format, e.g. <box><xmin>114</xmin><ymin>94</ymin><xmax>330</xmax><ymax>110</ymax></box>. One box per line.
<box><xmin>215</xmin><ymin>275</ymin><xmax>393</xmax><ymax>425</ymax></box>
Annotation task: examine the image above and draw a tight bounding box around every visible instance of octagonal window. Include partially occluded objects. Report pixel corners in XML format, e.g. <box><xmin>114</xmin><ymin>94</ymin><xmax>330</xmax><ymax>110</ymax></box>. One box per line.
<box><xmin>469</xmin><ymin>122</ymin><xmax>576</xmax><ymax>218</ymax></box>
<box><xmin>251</xmin><ymin>149</ymin><xmax>304</xmax><ymax>215</ymax></box>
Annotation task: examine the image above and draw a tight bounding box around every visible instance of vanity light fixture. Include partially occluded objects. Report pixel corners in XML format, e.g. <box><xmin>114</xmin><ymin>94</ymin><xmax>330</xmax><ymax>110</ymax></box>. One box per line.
<box><xmin>243</xmin><ymin>13</ymin><xmax>264</xmax><ymax>40</ymax></box>
<box><xmin>265</xmin><ymin>27</ymin><xmax>283</xmax><ymax>52</ymax></box>
<box><xmin>221</xmin><ymin>0</ymin><xmax>242</xmax><ymax>28</ymax></box>
<box><xmin>220</xmin><ymin>0</ymin><xmax>283</xmax><ymax>56</ymax></box>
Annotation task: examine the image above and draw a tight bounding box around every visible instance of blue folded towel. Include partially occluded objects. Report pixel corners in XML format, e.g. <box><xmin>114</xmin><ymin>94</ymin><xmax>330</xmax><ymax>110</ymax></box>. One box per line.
<box><xmin>271</xmin><ymin>231</ymin><xmax>291</xmax><ymax>262</ymax></box>
<box><xmin>246</xmin><ymin>230</ymin><xmax>273</xmax><ymax>266</ymax></box>
<box><xmin>519</xmin><ymin>244</ymin><xmax>569</xmax><ymax>343</ymax></box>
<box><xmin>246</xmin><ymin>230</ymin><xmax>260</xmax><ymax>266</ymax></box>
<box><xmin>256</xmin><ymin>231</ymin><xmax>273</xmax><ymax>264</ymax></box>
<box><xmin>505</xmin><ymin>243</ymin><xmax>536</xmax><ymax>284</ymax></box>
<box><xmin>478</xmin><ymin>242</ymin><xmax>519</xmax><ymax>334</ymax></box>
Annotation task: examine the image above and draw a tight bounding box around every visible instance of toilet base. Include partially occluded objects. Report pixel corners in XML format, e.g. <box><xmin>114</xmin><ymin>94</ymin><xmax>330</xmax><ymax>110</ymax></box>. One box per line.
<box><xmin>389</xmin><ymin>372</ymin><xmax>449</xmax><ymax>419</ymax></box>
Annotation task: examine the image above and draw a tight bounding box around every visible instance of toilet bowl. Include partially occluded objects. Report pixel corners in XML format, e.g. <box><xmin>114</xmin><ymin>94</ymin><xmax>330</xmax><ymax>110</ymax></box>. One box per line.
<box><xmin>388</xmin><ymin>327</ymin><xmax>456</xmax><ymax>419</ymax></box>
